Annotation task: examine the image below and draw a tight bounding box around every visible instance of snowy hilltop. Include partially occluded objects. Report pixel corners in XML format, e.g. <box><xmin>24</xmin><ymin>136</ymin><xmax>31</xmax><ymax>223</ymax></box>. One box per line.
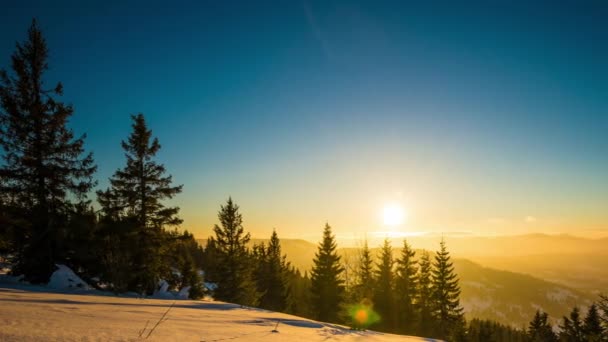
<box><xmin>0</xmin><ymin>283</ymin><xmax>438</xmax><ymax>341</ymax></box>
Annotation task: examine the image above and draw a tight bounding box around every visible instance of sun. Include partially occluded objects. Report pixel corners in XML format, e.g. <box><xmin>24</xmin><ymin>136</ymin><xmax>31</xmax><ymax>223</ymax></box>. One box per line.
<box><xmin>383</xmin><ymin>204</ymin><xmax>405</xmax><ymax>226</ymax></box>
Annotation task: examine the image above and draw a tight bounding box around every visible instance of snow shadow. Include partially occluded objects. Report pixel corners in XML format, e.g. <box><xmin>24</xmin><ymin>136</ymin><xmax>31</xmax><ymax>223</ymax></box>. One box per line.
<box><xmin>238</xmin><ymin>318</ymin><xmax>324</xmax><ymax>329</ymax></box>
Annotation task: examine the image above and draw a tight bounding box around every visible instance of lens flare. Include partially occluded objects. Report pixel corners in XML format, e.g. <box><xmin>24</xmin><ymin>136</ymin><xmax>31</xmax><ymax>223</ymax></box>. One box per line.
<box><xmin>347</xmin><ymin>302</ymin><xmax>380</xmax><ymax>330</ymax></box>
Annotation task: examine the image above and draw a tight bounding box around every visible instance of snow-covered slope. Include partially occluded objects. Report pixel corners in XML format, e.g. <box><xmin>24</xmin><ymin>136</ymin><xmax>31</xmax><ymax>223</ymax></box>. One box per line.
<box><xmin>0</xmin><ymin>284</ymin><xmax>437</xmax><ymax>341</ymax></box>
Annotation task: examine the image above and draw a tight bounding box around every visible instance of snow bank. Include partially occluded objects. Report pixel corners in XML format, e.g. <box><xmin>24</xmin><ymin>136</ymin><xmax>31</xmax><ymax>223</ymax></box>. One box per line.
<box><xmin>47</xmin><ymin>264</ymin><xmax>91</xmax><ymax>290</ymax></box>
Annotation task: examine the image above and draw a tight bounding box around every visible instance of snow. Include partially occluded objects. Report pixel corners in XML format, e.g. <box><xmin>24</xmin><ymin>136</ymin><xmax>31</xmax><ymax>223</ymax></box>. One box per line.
<box><xmin>0</xmin><ymin>283</ymin><xmax>438</xmax><ymax>341</ymax></box>
<box><xmin>47</xmin><ymin>264</ymin><xmax>92</xmax><ymax>290</ymax></box>
<box><xmin>0</xmin><ymin>264</ymin><xmax>437</xmax><ymax>341</ymax></box>
<box><xmin>545</xmin><ymin>287</ymin><xmax>577</xmax><ymax>303</ymax></box>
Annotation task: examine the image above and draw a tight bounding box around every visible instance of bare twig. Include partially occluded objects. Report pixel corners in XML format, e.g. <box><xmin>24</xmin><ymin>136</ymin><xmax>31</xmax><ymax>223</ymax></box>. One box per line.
<box><xmin>138</xmin><ymin>320</ymin><xmax>150</xmax><ymax>338</ymax></box>
<box><xmin>140</xmin><ymin>301</ymin><xmax>175</xmax><ymax>339</ymax></box>
<box><xmin>271</xmin><ymin>320</ymin><xmax>280</xmax><ymax>333</ymax></box>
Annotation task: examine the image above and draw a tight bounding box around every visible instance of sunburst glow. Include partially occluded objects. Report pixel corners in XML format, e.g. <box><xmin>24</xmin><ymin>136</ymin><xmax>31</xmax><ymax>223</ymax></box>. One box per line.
<box><xmin>383</xmin><ymin>204</ymin><xmax>405</xmax><ymax>226</ymax></box>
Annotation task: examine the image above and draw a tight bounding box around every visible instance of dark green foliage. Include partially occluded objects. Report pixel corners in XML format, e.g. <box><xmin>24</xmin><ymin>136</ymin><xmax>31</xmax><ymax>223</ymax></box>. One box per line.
<box><xmin>98</xmin><ymin>114</ymin><xmax>182</xmax><ymax>229</ymax></box>
<box><xmin>559</xmin><ymin>306</ymin><xmax>584</xmax><ymax>342</ymax></box>
<box><xmin>431</xmin><ymin>238</ymin><xmax>465</xmax><ymax>340</ymax></box>
<box><xmin>212</xmin><ymin>197</ymin><xmax>260</xmax><ymax>306</ymax></box>
<box><xmin>352</xmin><ymin>239</ymin><xmax>374</xmax><ymax>303</ymax></box>
<box><xmin>467</xmin><ymin>318</ymin><xmax>527</xmax><ymax>342</ymax></box>
<box><xmin>599</xmin><ymin>295</ymin><xmax>608</xmax><ymax>328</ymax></box>
<box><xmin>528</xmin><ymin>310</ymin><xmax>558</xmax><ymax>342</ymax></box>
<box><xmin>202</xmin><ymin>237</ymin><xmax>220</xmax><ymax>283</ymax></box>
<box><xmin>0</xmin><ymin>19</ymin><xmax>96</xmax><ymax>282</ymax></box>
<box><xmin>96</xmin><ymin>114</ymin><xmax>182</xmax><ymax>294</ymax></box>
<box><xmin>373</xmin><ymin>238</ymin><xmax>396</xmax><ymax>331</ymax></box>
<box><xmin>394</xmin><ymin>239</ymin><xmax>418</xmax><ymax>334</ymax></box>
<box><xmin>310</xmin><ymin>223</ymin><xmax>345</xmax><ymax>323</ymax></box>
<box><xmin>286</xmin><ymin>268</ymin><xmax>312</xmax><ymax>318</ymax></box>
<box><xmin>95</xmin><ymin>216</ymin><xmax>140</xmax><ymax>292</ymax></box>
<box><xmin>417</xmin><ymin>250</ymin><xmax>434</xmax><ymax>336</ymax></box>
<box><xmin>62</xmin><ymin>203</ymin><xmax>100</xmax><ymax>280</ymax></box>
<box><xmin>165</xmin><ymin>230</ymin><xmax>205</xmax><ymax>299</ymax></box>
<box><xmin>582</xmin><ymin>304</ymin><xmax>604</xmax><ymax>342</ymax></box>
<box><xmin>253</xmin><ymin>230</ymin><xmax>290</xmax><ymax>312</ymax></box>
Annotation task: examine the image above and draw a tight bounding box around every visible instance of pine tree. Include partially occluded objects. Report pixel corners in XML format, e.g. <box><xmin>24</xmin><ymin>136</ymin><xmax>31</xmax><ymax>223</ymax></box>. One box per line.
<box><xmin>528</xmin><ymin>310</ymin><xmax>558</xmax><ymax>342</ymax></box>
<box><xmin>260</xmin><ymin>230</ymin><xmax>289</xmax><ymax>311</ymax></box>
<box><xmin>212</xmin><ymin>198</ymin><xmax>260</xmax><ymax>306</ymax></box>
<box><xmin>165</xmin><ymin>230</ymin><xmax>205</xmax><ymax>299</ymax></box>
<box><xmin>559</xmin><ymin>306</ymin><xmax>584</xmax><ymax>342</ymax></box>
<box><xmin>251</xmin><ymin>241</ymin><xmax>269</xmax><ymax>303</ymax></box>
<box><xmin>394</xmin><ymin>239</ymin><xmax>418</xmax><ymax>334</ymax></box>
<box><xmin>352</xmin><ymin>239</ymin><xmax>374</xmax><ymax>303</ymax></box>
<box><xmin>202</xmin><ymin>237</ymin><xmax>220</xmax><ymax>283</ymax></box>
<box><xmin>599</xmin><ymin>294</ymin><xmax>608</xmax><ymax>329</ymax></box>
<box><xmin>430</xmin><ymin>238</ymin><xmax>465</xmax><ymax>340</ymax></box>
<box><xmin>310</xmin><ymin>223</ymin><xmax>345</xmax><ymax>323</ymax></box>
<box><xmin>97</xmin><ymin>114</ymin><xmax>182</xmax><ymax>294</ymax></box>
<box><xmin>583</xmin><ymin>304</ymin><xmax>604</xmax><ymax>342</ymax></box>
<box><xmin>467</xmin><ymin>318</ymin><xmax>527</xmax><ymax>342</ymax></box>
<box><xmin>286</xmin><ymin>268</ymin><xmax>313</xmax><ymax>318</ymax></box>
<box><xmin>373</xmin><ymin>238</ymin><xmax>396</xmax><ymax>331</ymax></box>
<box><xmin>0</xmin><ymin>19</ymin><xmax>96</xmax><ymax>282</ymax></box>
<box><xmin>98</xmin><ymin>114</ymin><xmax>182</xmax><ymax>228</ymax></box>
<box><xmin>417</xmin><ymin>250</ymin><xmax>434</xmax><ymax>336</ymax></box>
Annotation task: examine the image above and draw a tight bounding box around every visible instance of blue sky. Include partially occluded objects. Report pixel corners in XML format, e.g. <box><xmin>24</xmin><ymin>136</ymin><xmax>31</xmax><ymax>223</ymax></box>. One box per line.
<box><xmin>1</xmin><ymin>1</ymin><xmax>607</xmax><ymax>240</ymax></box>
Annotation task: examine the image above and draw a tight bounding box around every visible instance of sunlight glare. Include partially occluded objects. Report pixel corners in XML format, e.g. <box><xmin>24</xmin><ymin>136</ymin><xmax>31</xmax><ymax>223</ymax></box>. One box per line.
<box><xmin>383</xmin><ymin>204</ymin><xmax>405</xmax><ymax>226</ymax></box>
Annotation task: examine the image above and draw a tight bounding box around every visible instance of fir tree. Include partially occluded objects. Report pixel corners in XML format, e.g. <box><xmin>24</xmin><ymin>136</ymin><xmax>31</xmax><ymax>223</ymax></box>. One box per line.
<box><xmin>202</xmin><ymin>237</ymin><xmax>220</xmax><ymax>283</ymax></box>
<box><xmin>583</xmin><ymin>304</ymin><xmax>604</xmax><ymax>342</ymax></box>
<box><xmin>430</xmin><ymin>238</ymin><xmax>465</xmax><ymax>340</ymax></box>
<box><xmin>528</xmin><ymin>310</ymin><xmax>558</xmax><ymax>342</ymax></box>
<box><xmin>260</xmin><ymin>230</ymin><xmax>289</xmax><ymax>312</ymax></box>
<box><xmin>286</xmin><ymin>268</ymin><xmax>312</xmax><ymax>318</ymax></box>
<box><xmin>212</xmin><ymin>197</ymin><xmax>260</xmax><ymax>306</ymax></box>
<box><xmin>394</xmin><ymin>239</ymin><xmax>418</xmax><ymax>334</ymax></box>
<box><xmin>559</xmin><ymin>306</ymin><xmax>584</xmax><ymax>342</ymax></box>
<box><xmin>97</xmin><ymin>114</ymin><xmax>182</xmax><ymax>294</ymax></box>
<box><xmin>599</xmin><ymin>294</ymin><xmax>608</xmax><ymax>328</ymax></box>
<box><xmin>0</xmin><ymin>19</ymin><xmax>96</xmax><ymax>282</ymax></box>
<box><xmin>310</xmin><ymin>223</ymin><xmax>345</xmax><ymax>323</ymax></box>
<box><xmin>352</xmin><ymin>239</ymin><xmax>374</xmax><ymax>303</ymax></box>
<box><xmin>467</xmin><ymin>318</ymin><xmax>527</xmax><ymax>342</ymax></box>
<box><xmin>98</xmin><ymin>114</ymin><xmax>182</xmax><ymax>228</ymax></box>
<box><xmin>165</xmin><ymin>230</ymin><xmax>205</xmax><ymax>299</ymax></box>
<box><xmin>417</xmin><ymin>250</ymin><xmax>434</xmax><ymax>336</ymax></box>
<box><xmin>373</xmin><ymin>238</ymin><xmax>396</xmax><ymax>331</ymax></box>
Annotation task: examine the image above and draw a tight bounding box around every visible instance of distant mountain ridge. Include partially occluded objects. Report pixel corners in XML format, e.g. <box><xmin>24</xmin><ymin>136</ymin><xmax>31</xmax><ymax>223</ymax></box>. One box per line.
<box><xmin>197</xmin><ymin>236</ymin><xmax>602</xmax><ymax>327</ymax></box>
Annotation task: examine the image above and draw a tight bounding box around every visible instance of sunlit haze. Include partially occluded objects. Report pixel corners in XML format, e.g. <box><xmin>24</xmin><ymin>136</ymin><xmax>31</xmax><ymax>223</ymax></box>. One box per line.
<box><xmin>2</xmin><ymin>1</ymin><xmax>607</xmax><ymax>244</ymax></box>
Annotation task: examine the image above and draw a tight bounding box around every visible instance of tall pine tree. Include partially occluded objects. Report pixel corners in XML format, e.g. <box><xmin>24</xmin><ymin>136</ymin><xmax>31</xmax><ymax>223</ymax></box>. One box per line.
<box><xmin>310</xmin><ymin>223</ymin><xmax>345</xmax><ymax>323</ymax></box>
<box><xmin>559</xmin><ymin>306</ymin><xmax>585</xmax><ymax>342</ymax></box>
<box><xmin>430</xmin><ymin>238</ymin><xmax>465</xmax><ymax>340</ymax></box>
<box><xmin>212</xmin><ymin>197</ymin><xmax>260</xmax><ymax>306</ymax></box>
<box><xmin>373</xmin><ymin>238</ymin><xmax>396</xmax><ymax>331</ymax></box>
<box><xmin>417</xmin><ymin>250</ymin><xmax>434</xmax><ymax>336</ymax></box>
<box><xmin>352</xmin><ymin>239</ymin><xmax>374</xmax><ymax>303</ymax></box>
<box><xmin>261</xmin><ymin>229</ymin><xmax>290</xmax><ymax>311</ymax></box>
<box><xmin>394</xmin><ymin>239</ymin><xmax>418</xmax><ymax>334</ymax></box>
<box><xmin>0</xmin><ymin>19</ymin><xmax>96</xmax><ymax>282</ymax></box>
<box><xmin>583</xmin><ymin>303</ymin><xmax>604</xmax><ymax>342</ymax></box>
<box><xmin>97</xmin><ymin>113</ymin><xmax>182</xmax><ymax>294</ymax></box>
<box><xmin>528</xmin><ymin>310</ymin><xmax>558</xmax><ymax>342</ymax></box>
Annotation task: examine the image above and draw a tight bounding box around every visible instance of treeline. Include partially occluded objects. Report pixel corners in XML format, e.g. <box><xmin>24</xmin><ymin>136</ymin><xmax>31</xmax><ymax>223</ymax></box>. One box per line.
<box><xmin>0</xmin><ymin>20</ymin><xmax>204</xmax><ymax>297</ymax></box>
<box><xmin>199</xmin><ymin>206</ymin><xmax>608</xmax><ymax>341</ymax></box>
<box><xmin>525</xmin><ymin>296</ymin><xmax>608</xmax><ymax>342</ymax></box>
<box><xmin>199</xmin><ymin>201</ymin><xmax>528</xmax><ymax>341</ymax></box>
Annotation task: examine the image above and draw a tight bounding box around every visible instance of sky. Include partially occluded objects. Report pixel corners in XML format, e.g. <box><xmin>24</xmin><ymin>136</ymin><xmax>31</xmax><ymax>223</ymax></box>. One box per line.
<box><xmin>1</xmin><ymin>1</ymin><xmax>607</xmax><ymax>242</ymax></box>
